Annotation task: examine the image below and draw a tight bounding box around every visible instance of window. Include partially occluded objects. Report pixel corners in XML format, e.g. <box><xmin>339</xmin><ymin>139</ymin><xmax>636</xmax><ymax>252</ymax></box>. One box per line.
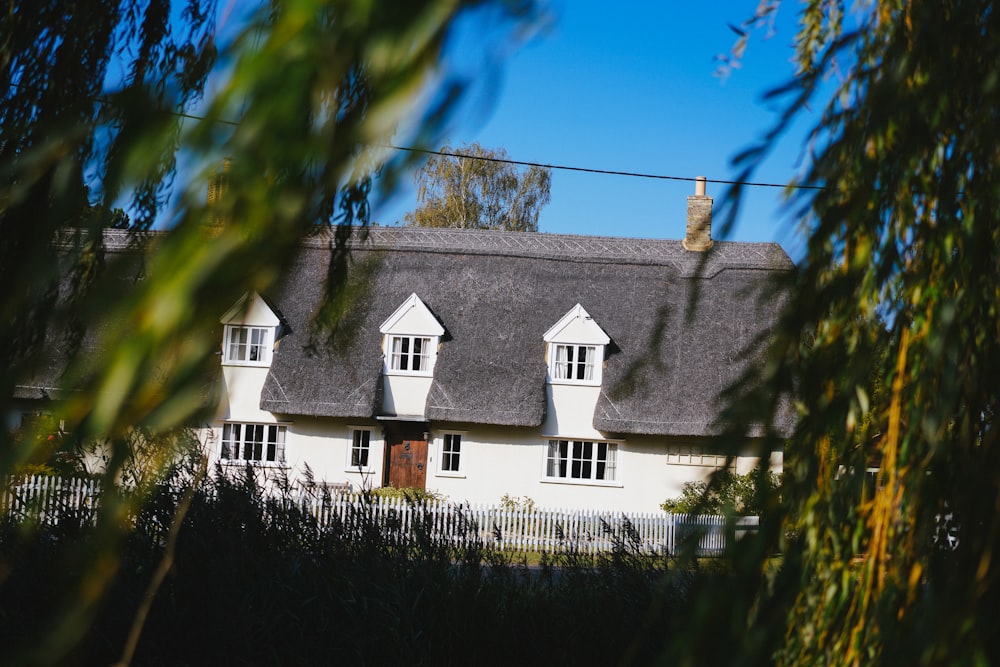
<box><xmin>224</xmin><ymin>325</ymin><xmax>271</xmax><ymax>365</ymax></box>
<box><xmin>379</xmin><ymin>294</ymin><xmax>443</xmax><ymax>378</ymax></box>
<box><xmin>220</xmin><ymin>423</ymin><xmax>286</xmax><ymax>464</ymax></box>
<box><xmin>543</xmin><ymin>304</ymin><xmax>609</xmax><ymax>386</ymax></box>
<box><xmin>551</xmin><ymin>344</ymin><xmax>599</xmax><ymax>383</ymax></box>
<box><xmin>388</xmin><ymin>335</ymin><xmax>434</xmax><ymax>374</ymax></box>
<box><xmin>349</xmin><ymin>429</ymin><xmax>371</xmax><ymax>469</ymax></box>
<box><xmin>439</xmin><ymin>433</ymin><xmax>462</xmax><ymax>474</ymax></box>
<box><xmin>545</xmin><ymin>439</ymin><xmax>617</xmax><ymax>482</ymax></box>
<box><xmin>666</xmin><ymin>444</ymin><xmax>732</xmax><ymax>470</ymax></box>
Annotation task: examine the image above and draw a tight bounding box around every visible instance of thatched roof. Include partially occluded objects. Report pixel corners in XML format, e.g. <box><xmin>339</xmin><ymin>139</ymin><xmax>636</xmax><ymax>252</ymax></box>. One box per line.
<box><xmin>10</xmin><ymin>230</ymin><xmax>222</xmax><ymax>411</ymax></box>
<box><xmin>11</xmin><ymin>229</ymin><xmax>151</xmax><ymax>401</ymax></box>
<box><xmin>14</xmin><ymin>228</ymin><xmax>792</xmax><ymax>437</ymax></box>
<box><xmin>259</xmin><ymin>227</ymin><xmax>793</xmax><ymax>437</ymax></box>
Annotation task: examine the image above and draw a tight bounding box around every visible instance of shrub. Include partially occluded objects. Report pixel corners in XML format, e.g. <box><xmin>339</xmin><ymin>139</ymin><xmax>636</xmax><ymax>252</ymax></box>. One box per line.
<box><xmin>661</xmin><ymin>469</ymin><xmax>781</xmax><ymax>516</ymax></box>
<box><xmin>499</xmin><ymin>493</ymin><xmax>536</xmax><ymax>513</ymax></box>
<box><xmin>367</xmin><ymin>485</ymin><xmax>445</xmax><ymax>503</ymax></box>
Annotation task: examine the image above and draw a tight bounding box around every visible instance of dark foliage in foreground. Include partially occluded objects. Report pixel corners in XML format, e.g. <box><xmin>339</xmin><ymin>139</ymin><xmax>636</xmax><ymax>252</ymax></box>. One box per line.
<box><xmin>0</xmin><ymin>468</ymin><xmax>693</xmax><ymax>666</ymax></box>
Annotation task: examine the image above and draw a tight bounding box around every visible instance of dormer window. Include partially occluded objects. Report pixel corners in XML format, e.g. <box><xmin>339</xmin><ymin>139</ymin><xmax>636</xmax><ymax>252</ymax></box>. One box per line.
<box><xmin>224</xmin><ymin>325</ymin><xmax>271</xmax><ymax>364</ymax></box>
<box><xmin>220</xmin><ymin>292</ymin><xmax>280</xmax><ymax>367</ymax></box>
<box><xmin>552</xmin><ymin>344</ymin><xmax>598</xmax><ymax>382</ymax></box>
<box><xmin>388</xmin><ymin>335</ymin><xmax>433</xmax><ymax>373</ymax></box>
<box><xmin>380</xmin><ymin>294</ymin><xmax>444</xmax><ymax>377</ymax></box>
<box><xmin>544</xmin><ymin>304</ymin><xmax>610</xmax><ymax>386</ymax></box>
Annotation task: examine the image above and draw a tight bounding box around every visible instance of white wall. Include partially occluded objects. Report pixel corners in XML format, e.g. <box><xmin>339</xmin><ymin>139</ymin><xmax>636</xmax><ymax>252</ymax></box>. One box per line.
<box><xmin>381</xmin><ymin>375</ymin><xmax>433</xmax><ymax>417</ymax></box>
<box><xmin>541</xmin><ymin>383</ymin><xmax>603</xmax><ymax>439</ymax></box>
<box><xmin>422</xmin><ymin>425</ymin><xmax>776</xmax><ymax>513</ymax></box>
<box><xmin>282</xmin><ymin>416</ymin><xmax>385</xmax><ymax>492</ymax></box>
<box><xmin>213</xmin><ymin>335</ymin><xmax>781</xmax><ymax>512</ymax></box>
<box><xmin>219</xmin><ymin>365</ymin><xmax>274</xmax><ymax>421</ymax></box>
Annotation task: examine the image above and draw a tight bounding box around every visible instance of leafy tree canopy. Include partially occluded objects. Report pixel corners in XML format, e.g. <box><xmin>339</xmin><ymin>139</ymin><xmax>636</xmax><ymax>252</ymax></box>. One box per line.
<box><xmin>0</xmin><ymin>1</ymin><xmax>542</xmax><ymax>661</ymax></box>
<box><xmin>677</xmin><ymin>1</ymin><xmax>1000</xmax><ymax>664</ymax></box>
<box><xmin>1</xmin><ymin>0</ymin><xmax>542</xmax><ymax>462</ymax></box>
<box><xmin>404</xmin><ymin>142</ymin><xmax>551</xmax><ymax>231</ymax></box>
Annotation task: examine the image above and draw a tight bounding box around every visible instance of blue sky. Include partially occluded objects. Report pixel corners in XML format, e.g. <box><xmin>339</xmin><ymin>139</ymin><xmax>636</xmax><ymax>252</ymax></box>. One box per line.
<box><xmin>373</xmin><ymin>1</ymin><xmax>823</xmax><ymax>256</ymax></box>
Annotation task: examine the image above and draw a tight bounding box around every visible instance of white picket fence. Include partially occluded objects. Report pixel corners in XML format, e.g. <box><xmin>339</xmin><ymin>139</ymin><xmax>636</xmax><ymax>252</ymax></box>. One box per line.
<box><xmin>298</xmin><ymin>494</ymin><xmax>744</xmax><ymax>556</ymax></box>
<box><xmin>1</xmin><ymin>475</ymin><xmax>752</xmax><ymax>556</ymax></box>
<box><xmin>1</xmin><ymin>475</ymin><xmax>101</xmax><ymax>525</ymax></box>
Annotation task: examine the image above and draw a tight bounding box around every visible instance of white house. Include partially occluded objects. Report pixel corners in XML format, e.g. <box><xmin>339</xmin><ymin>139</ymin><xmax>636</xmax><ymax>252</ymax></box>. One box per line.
<box><xmin>10</xmin><ymin>185</ymin><xmax>793</xmax><ymax>512</ymax></box>
<box><xmin>209</xmin><ymin>188</ymin><xmax>792</xmax><ymax>512</ymax></box>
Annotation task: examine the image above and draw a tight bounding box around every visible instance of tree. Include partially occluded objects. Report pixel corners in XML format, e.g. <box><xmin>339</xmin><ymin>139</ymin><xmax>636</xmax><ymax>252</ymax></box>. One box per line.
<box><xmin>0</xmin><ymin>1</ymin><xmax>542</xmax><ymax>662</ymax></box>
<box><xmin>671</xmin><ymin>2</ymin><xmax>1000</xmax><ymax>664</ymax></box>
<box><xmin>404</xmin><ymin>142</ymin><xmax>551</xmax><ymax>231</ymax></box>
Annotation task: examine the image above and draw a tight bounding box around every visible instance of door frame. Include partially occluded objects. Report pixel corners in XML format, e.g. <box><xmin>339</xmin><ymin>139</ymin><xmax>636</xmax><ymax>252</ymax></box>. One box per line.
<box><xmin>381</xmin><ymin>420</ymin><xmax>430</xmax><ymax>489</ymax></box>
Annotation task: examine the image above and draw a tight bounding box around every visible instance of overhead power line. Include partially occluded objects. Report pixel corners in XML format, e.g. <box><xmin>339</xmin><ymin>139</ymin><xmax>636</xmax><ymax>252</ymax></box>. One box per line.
<box><xmin>387</xmin><ymin>145</ymin><xmax>825</xmax><ymax>191</ymax></box>
<box><xmin>7</xmin><ymin>81</ymin><xmax>821</xmax><ymax>191</ymax></box>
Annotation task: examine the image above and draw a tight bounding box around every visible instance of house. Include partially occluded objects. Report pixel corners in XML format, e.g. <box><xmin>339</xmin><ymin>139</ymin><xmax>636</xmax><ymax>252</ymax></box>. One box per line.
<box><xmin>8</xmin><ymin>181</ymin><xmax>792</xmax><ymax>512</ymax></box>
<box><xmin>213</xmin><ymin>182</ymin><xmax>793</xmax><ymax>512</ymax></box>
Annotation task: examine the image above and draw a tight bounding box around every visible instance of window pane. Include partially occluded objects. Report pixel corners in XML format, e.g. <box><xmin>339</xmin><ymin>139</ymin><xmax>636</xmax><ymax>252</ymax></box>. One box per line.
<box><xmin>351</xmin><ymin>430</ymin><xmax>370</xmax><ymax>467</ymax></box>
<box><xmin>570</xmin><ymin>440</ymin><xmax>580</xmax><ymax>478</ymax></box>
<box><xmin>412</xmin><ymin>337</ymin><xmax>422</xmax><ymax>370</ymax></box>
<box><xmin>604</xmin><ymin>444</ymin><xmax>616</xmax><ymax>481</ymax></box>
<box><xmin>390</xmin><ymin>336</ymin><xmax>405</xmax><ymax>370</ymax></box>
<box><xmin>266</xmin><ymin>424</ymin><xmax>277</xmax><ymax>461</ymax></box>
<box><xmin>420</xmin><ymin>338</ymin><xmax>433</xmax><ymax>371</ymax></box>
<box><xmin>554</xmin><ymin>345</ymin><xmax>569</xmax><ymax>379</ymax></box>
<box><xmin>221</xmin><ymin>423</ymin><xmax>234</xmax><ymax>459</ymax></box>
<box><xmin>547</xmin><ymin>440</ymin><xmax>569</xmax><ymax>478</ymax></box>
<box><xmin>246</xmin><ymin>424</ymin><xmax>264</xmax><ymax>460</ymax></box>
<box><xmin>442</xmin><ymin>434</ymin><xmax>461</xmax><ymax>472</ymax></box>
<box><xmin>229</xmin><ymin>327</ymin><xmax>247</xmax><ymax>361</ymax></box>
<box><xmin>399</xmin><ymin>336</ymin><xmax>410</xmax><ymax>370</ymax></box>
<box><xmin>569</xmin><ymin>441</ymin><xmax>590</xmax><ymax>478</ymax></box>
<box><xmin>275</xmin><ymin>425</ymin><xmax>286</xmax><ymax>463</ymax></box>
<box><xmin>249</xmin><ymin>328</ymin><xmax>263</xmax><ymax>361</ymax></box>
<box><xmin>546</xmin><ymin>440</ymin><xmax>564</xmax><ymax>478</ymax></box>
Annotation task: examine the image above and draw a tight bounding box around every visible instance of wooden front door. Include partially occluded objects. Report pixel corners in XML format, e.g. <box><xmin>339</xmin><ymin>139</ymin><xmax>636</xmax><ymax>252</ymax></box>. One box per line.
<box><xmin>383</xmin><ymin>423</ymin><xmax>428</xmax><ymax>489</ymax></box>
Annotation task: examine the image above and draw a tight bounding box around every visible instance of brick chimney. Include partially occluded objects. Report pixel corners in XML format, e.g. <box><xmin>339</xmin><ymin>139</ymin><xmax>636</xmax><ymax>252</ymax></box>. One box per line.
<box><xmin>682</xmin><ymin>176</ymin><xmax>713</xmax><ymax>252</ymax></box>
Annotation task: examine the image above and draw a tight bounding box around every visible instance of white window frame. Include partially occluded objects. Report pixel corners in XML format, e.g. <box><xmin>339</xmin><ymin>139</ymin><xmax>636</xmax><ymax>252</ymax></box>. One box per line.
<box><xmin>436</xmin><ymin>431</ymin><xmax>465</xmax><ymax>477</ymax></box>
<box><xmin>666</xmin><ymin>444</ymin><xmax>734</xmax><ymax>470</ymax></box>
<box><xmin>346</xmin><ymin>427</ymin><xmax>375</xmax><ymax>472</ymax></box>
<box><xmin>223</xmin><ymin>325</ymin><xmax>272</xmax><ymax>366</ymax></box>
<box><xmin>386</xmin><ymin>334</ymin><xmax>436</xmax><ymax>376</ymax></box>
<box><xmin>220</xmin><ymin>422</ymin><xmax>286</xmax><ymax>465</ymax></box>
<box><xmin>543</xmin><ymin>439</ymin><xmax>619</xmax><ymax>485</ymax></box>
<box><xmin>549</xmin><ymin>343</ymin><xmax>601</xmax><ymax>385</ymax></box>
